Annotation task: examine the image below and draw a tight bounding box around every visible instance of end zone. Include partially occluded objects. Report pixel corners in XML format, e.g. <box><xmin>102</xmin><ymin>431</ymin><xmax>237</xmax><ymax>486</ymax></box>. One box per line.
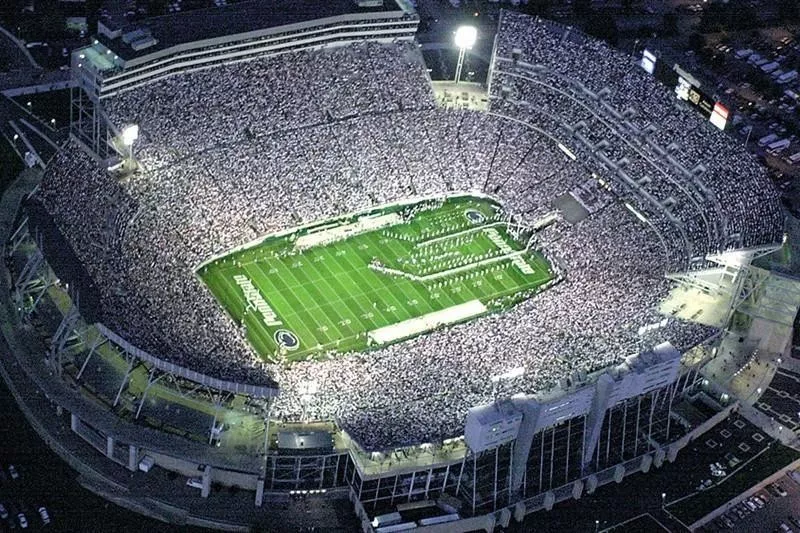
<box><xmin>367</xmin><ymin>300</ymin><xmax>487</xmax><ymax>345</ymax></box>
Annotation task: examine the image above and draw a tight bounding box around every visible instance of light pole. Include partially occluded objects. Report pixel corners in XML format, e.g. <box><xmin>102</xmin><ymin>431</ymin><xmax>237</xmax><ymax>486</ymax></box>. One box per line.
<box><xmin>454</xmin><ymin>26</ymin><xmax>477</xmax><ymax>84</ymax></box>
<box><xmin>121</xmin><ymin>124</ymin><xmax>138</xmax><ymax>172</ymax></box>
<box><xmin>661</xmin><ymin>492</ymin><xmax>666</xmax><ymax>508</ymax></box>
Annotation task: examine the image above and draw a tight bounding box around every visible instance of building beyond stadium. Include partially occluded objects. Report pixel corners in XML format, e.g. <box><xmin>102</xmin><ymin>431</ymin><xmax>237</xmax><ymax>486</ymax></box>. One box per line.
<box><xmin>2</xmin><ymin>2</ymin><xmax>789</xmax><ymax>531</ymax></box>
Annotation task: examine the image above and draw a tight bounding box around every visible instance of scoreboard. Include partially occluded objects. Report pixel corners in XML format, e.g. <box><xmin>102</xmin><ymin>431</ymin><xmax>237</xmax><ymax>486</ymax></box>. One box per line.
<box><xmin>640</xmin><ymin>49</ymin><xmax>729</xmax><ymax>130</ymax></box>
<box><xmin>675</xmin><ymin>76</ymin><xmax>715</xmax><ymax>118</ymax></box>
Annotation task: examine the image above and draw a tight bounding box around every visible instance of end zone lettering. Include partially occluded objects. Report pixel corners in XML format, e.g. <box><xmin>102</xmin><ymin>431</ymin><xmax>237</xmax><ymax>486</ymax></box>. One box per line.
<box><xmin>233</xmin><ymin>274</ymin><xmax>282</xmax><ymax>326</ymax></box>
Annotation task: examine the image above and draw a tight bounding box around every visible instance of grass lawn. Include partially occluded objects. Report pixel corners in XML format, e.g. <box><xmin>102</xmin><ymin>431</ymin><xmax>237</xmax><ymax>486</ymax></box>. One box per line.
<box><xmin>198</xmin><ymin>195</ymin><xmax>554</xmax><ymax>364</ymax></box>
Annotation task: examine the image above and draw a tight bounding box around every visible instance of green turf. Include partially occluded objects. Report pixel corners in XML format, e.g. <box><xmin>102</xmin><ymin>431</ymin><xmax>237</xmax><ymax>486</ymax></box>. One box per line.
<box><xmin>197</xmin><ymin>195</ymin><xmax>555</xmax><ymax>364</ymax></box>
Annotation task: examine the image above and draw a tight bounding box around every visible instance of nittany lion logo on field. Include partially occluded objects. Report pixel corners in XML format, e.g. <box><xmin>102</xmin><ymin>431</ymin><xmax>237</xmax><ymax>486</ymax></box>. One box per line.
<box><xmin>274</xmin><ymin>329</ymin><xmax>299</xmax><ymax>351</ymax></box>
<box><xmin>465</xmin><ymin>209</ymin><xmax>486</xmax><ymax>224</ymax></box>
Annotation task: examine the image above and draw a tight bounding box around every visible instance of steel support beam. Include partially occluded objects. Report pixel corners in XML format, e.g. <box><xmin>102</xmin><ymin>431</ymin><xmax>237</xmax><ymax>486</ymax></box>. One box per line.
<box><xmin>113</xmin><ymin>352</ymin><xmax>139</xmax><ymax>407</ymax></box>
<box><xmin>135</xmin><ymin>368</ymin><xmax>167</xmax><ymax>419</ymax></box>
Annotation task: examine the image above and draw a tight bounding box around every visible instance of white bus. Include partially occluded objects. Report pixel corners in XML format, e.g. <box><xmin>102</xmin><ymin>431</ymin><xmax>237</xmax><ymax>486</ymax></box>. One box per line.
<box><xmin>767</xmin><ymin>139</ymin><xmax>791</xmax><ymax>153</ymax></box>
<box><xmin>785</xmin><ymin>151</ymin><xmax>800</xmax><ymax>165</ymax></box>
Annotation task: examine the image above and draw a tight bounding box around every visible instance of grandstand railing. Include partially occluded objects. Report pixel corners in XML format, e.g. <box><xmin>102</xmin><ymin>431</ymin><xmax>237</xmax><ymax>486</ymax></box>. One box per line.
<box><xmin>96</xmin><ymin>323</ymin><xmax>279</xmax><ymax>397</ymax></box>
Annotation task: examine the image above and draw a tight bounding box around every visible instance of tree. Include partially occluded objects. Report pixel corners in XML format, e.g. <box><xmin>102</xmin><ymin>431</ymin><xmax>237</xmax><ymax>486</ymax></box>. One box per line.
<box><xmin>777</xmin><ymin>0</ymin><xmax>800</xmax><ymax>22</ymax></box>
<box><xmin>621</xmin><ymin>0</ymin><xmax>634</xmax><ymax>15</ymax></box>
<box><xmin>662</xmin><ymin>12</ymin><xmax>678</xmax><ymax>37</ymax></box>
<box><xmin>688</xmin><ymin>32</ymin><xmax>706</xmax><ymax>52</ymax></box>
<box><xmin>35</xmin><ymin>0</ymin><xmax>65</xmax><ymax>40</ymax></box>
<box><xmin>586</xmin><ymin>12</ymin><xmax>619</xmax><ymax>47</ymax></box>
<box><xmin>524</xmin><ymin>0</ymin><xmax>551</xmax><ymax>17</ymax></box>
<box><xmin>573</xmin><ymin>0</ymin><xmax>592</xmax><ymax>18</ymax></box>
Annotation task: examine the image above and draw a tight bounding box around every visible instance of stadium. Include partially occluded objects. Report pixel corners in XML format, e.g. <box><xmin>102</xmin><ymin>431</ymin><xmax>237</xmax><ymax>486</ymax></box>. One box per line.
<box><xmin>1</xmin><ymin>1</ymin><xmax>793</xmax><ymax>530</ymax></box>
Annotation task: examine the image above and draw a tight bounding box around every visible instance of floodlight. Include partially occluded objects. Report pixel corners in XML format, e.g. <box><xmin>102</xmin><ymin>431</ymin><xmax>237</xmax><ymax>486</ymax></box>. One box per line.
<box><xmin>490</xmin><ymin>366</ymin><xmax>525</xmax><ymax>383</ymax></box>
<box><xmin>454</xmin><ymin>26</ymin><xmax>477</xmax><ymax>50</ymax></box>
<box><xmin>121</xmin><ymin>124</ymin><xmax>139</xmax><ymax>146</ymax></box>
<box><xmin>501</xmin><ymin>366</ymin><xmax>525</xmax><ymax>380</ymax></box>
<box><xmin>454</xmin><ymin>26</ymin><xmax>477</xmax><ymax>84</ymax></box>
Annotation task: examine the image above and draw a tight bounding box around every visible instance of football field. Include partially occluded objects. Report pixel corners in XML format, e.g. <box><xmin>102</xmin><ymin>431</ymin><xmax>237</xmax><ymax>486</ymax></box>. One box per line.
<box><xmin>197</xmin><ymin>195</ymin><xmax>555</xmax><ymax>363</ymax></box>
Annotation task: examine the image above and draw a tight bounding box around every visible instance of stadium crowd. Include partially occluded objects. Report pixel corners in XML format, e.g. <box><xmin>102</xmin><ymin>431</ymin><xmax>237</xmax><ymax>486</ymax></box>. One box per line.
<box><xmin>34</xmin><ymin>20</ymin><xmax>780</xmax><ymax>450</ymax></box>
<box><xmin>492</xmin><ymin>12</ymin><xmax>783</xmax><ymax>265</ymax></box>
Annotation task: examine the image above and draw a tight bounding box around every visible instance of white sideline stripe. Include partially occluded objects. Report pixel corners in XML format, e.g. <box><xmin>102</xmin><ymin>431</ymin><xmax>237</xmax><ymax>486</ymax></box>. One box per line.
<box><xmin>295</xmin><ymin>213</ymin><xmax>402</xmax><ymax>250</ymax></box>
<box><xmin>368</xmin><ymin>300</ymin><xmax>487</xmax><ymax>345</ymax></box>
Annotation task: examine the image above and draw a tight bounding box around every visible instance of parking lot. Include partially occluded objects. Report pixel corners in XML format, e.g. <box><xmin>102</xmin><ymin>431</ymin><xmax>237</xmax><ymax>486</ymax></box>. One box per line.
<box><xmin>0</xmin><ymin>462</ymin><xmax>52</xmax><ymax>530</ymax></box>
<box><xmin>756</xmin><ymin>368</ymin><xmax>800</xmax><ymax>437</ymax></box>
<box><xmin>665</xmin><ymin>412</ymin><xmax>800</xmax><ymax>527</ymax></box>
<box><xmin>701</xmin><ymin>472</ymin><xmax>800</xmax><ymax>532</ymax></box>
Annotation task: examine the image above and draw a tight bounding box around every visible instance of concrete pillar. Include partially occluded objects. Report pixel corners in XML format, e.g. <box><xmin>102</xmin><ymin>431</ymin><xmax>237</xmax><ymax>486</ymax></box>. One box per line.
<box><xmin>70</xmin><ymin>413</ymin><xmax>79</xmax><ymax>432</ymax></box>
<box><xmin>105</xmin><ymin>436</ymin><xmax>114</xmax><ymax>458</ymax></box>
<box><xmin>483</xmin><ymin>513</ymin><xmax>496</xmax><ymax>533</ymax></box>
<box><xmin>582</xmin><ymin>374</ymin><xmax>614</xmax><ymax>471</ymax></box>
<box><xmin>497</xmin><ymin>508</ymin><xmax>511</xmax><ymax>528</ymax></box>
<box><xmin>667</xmin><ymin>443</ymin><xmax>680</xmax><ymax>463</ymax></box>
<box><xmin>201</xmin><ymin>465</ymin><xmax>212</xmax><ymax>499</ymax></box>
<box><xmin>585</xmin><ymin>474</ymin><xmax>598</xmax><ymax>494</ymax></box>
<box><xmin>127</xmin><ymin>445</ymin><xmax>137</xmax><ymax>471</ymax></box>
<box><xmin>255</xmin><ymin>478</ymin><xmax>265</xmax><ymax>507</ymax></box>
<box><xmin>509</xmin><ymin>398</ymin><xmax>542</xmax><ymax>493</ymax></box>
<box><xmin>640</xmin><ymin>453</ymin><xmax>652</xmax><ymax>473</ymax></box>
<box><xmin>543</xmin><ymin>490</ymin><xmax>555</xmax><ymax>511</ymax></box>
<box><xmin>654</xmin><ymin>447</ymin><xmax>666</xmax><ymax>468</ymax></box>
<box><xmin>614</xmin><ymin>464</ymin><xmax>625</xmax><ymax>483</ymax></box>
<box><xmin>514</xmin><ymin>502</ymin><xmax>526</xmax><ymax>522</ymax></box>
<box><xmin>572</xmin><ymin>479</ymin><xmax>584</xmax><ymax>500</ymax></box>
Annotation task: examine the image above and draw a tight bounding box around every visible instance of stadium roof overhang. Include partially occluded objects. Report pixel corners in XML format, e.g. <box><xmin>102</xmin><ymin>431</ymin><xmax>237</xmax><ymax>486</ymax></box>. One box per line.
<box><xmin>96</xmin><ymin>0</ymin><xmax>413</xmax><ymax>64</ymax></box>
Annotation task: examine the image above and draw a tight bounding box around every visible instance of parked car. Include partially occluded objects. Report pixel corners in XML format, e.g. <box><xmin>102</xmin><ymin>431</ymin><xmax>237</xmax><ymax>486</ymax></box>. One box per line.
<box><xmin>773</xmin><ymin>483</ymin><xmax>788</xmax><ymax>497</ymax></box>
<box><xmin>768</xmin><ymin>483</ymin><xmax>784</xmax><ymax>497</ymax></box>
<box><xmin>17</xmin><ymin>512</ymin><xmax>28</xmax><ymax>529</ymax></box>
<box><xmin>7</xmin><ymin>465</ymin><xmax>19</xmax><ymax>480</ymax></box>
<box><xmin>0</xmin><ymin>502</ymin><xmax>8</xmax><ymax>520</ymax></box>
<box><xmin>37</xmin><ymin>506</ymin><xmax>50</xmax><ymax>525</ymax></box>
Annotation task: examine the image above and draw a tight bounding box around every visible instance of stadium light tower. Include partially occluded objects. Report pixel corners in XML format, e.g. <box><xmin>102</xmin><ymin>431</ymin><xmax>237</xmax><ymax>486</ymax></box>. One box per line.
<box><xmin>454</xmin><ymin>25</ymin><xmax>477</xmax><ymax>84</ymax></box>
<box><xmin>120</xmin><ymin>124</ymin><xmax>139</xmax><ymax>172</ymax></box>
<box><xmin>121</xmin><ymin>124</ymin><xmax>139</xmax><ymax>146</ymax></box>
